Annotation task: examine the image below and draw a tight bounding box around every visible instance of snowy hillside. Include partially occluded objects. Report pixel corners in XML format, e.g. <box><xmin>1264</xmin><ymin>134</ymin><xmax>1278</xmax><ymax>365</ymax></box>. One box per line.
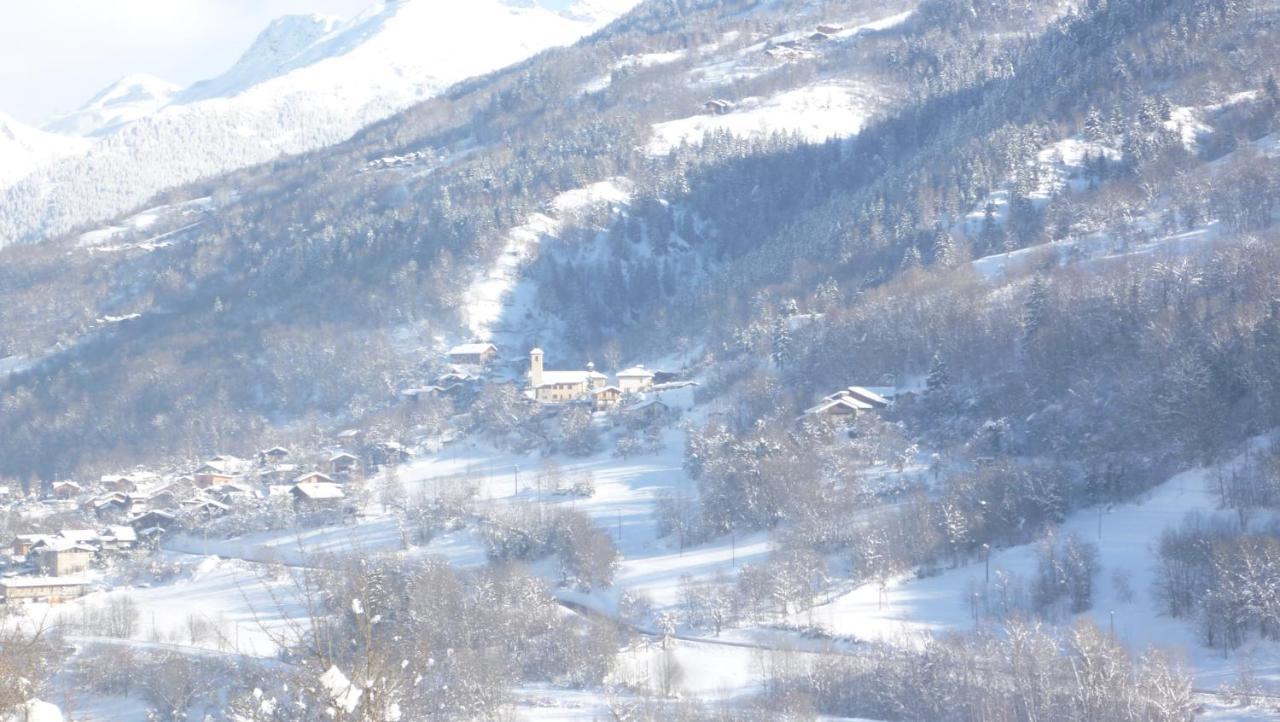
<box><xmin>0</xmin><ymin>0</ymin><xmax>639</xmax><ymax>246</ymax></box>
<box><xmin>0</xmin><ymin>112</ymin><xmax>89</xmax><ymax>188</ymax></box>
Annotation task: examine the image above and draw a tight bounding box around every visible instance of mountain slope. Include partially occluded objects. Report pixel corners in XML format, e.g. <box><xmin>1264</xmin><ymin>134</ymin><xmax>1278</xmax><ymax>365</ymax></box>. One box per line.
<box><xmin>0</xmin><ymin>0</ymin><xmax>638</xmax><ymax>247</ymax></box>
<box><xmin>0</xmin><ymin>112</ymin><xmax>90</xmax><ymax>188</ymax></box>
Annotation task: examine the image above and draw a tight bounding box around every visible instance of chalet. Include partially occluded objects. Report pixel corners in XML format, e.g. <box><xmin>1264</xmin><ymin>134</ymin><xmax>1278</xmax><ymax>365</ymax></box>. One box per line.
<box><xmin>801</xmin><ymin>395</ymin><xmax>873</xmax><ymax>419</ymax></box>
<box><xmin>99</xmin><ymin>475</ymin><xmax>137</xmax><ymax>493</ymax></box>
<box><xmin>329</xmin><ymin>452</ymin><xmax>360</xmax><ymax>475</ymax></box>
<box><xmin>51</xmin><ymin>481</ymin><xmax>83</xmax><ymax>500</ymax></box>
<box><xmin>592</xmin><ymin>386</ymin><xmax>623</xmax><ymax>410</ymax></box>
<box><xmin>623</xmin><ymin>398</ymin><xmax>670</xmax><ymax>421</ymax></box>
<box><xmin>527</xmin><ymin>348</ymin><xmax>608</xmax><ymax>403</ymax></box>
<box><xmin>259</xmin><ymin>446</ymin><xmax>291</xmax><ymax>464</ymax></box>
<box><xmin>291</xmin><ymin>482</ymin><xmax>347</xmax><ymax>510</ymax></box>
<box><xmin>129</xmin><ymin>510</ymin><xmax>178</xmax><ymax>532</ymax></box>
<box><xmin>447</xmin><ymin>343</ymin><xmax>499</xmax><ymax>366</ymax></box>
<box><xmin>91</xmin><ymin>493</ymin><xmax>132</xmax><ymax>518</ymax></box>
<box><xmin>371</xmin><ymin>441</ymin><xmax>410</xmax><ymax>467</ymax></box>
<box><xmin>617</xmin><ymin>366</ymin><xmax>656</xmax><ymax>394</ymax></box>
<box><xmin>99</xmin><ymin>526</ymin><xmax>137</xmax><ymax>551</ymax></box>
<box><xmin>181</xmin><ymin>496</ymin><xmax>230</xmax><ymax>519</ymax></box>
<box><xmin>0</xmin><ymin>576</ymin><xmax>89</xmax><ymax>604</ymax></box>
<box><xmin>208</xmin><ymin>482</ymin><xmax>257</xmax><ymax>503</ymax></box>
<box><xmin>816</xmin><ymin>23</ymin><xmax>844</xmax><ymax>34</ymax></box>
<box><xmin>193</xmin><ymin>462</ymin><xmax>237</xmax><ymax>489</ymax></box>
<box><xmin>296</xmin><ymin>471</ymin><xmax>337</xmax><ymax>486</ymax></box>
<box><xmin>31</xmin><ymin>538</ymin><xmax>95</xmax><ymax>576</ymax></box>
<box><xmin>337</xmin><ymin>428</ymin><xmax>363</xmax><ymax>442</ymax></box>
<box><xmin>704</xmin><ymin>99</ymin><xmax>734</xmax><ymax>115</ymax></box>
<box><xmin>401</xmin><ymin>386</ymin><xmax>444</xmax><ymax>403</ymax></box>
<box><xmin>13</xmin><ymin>535</ymin><xmax>51</xmax><ymax>556</ymax></box>
<box><xmin>822</xmin><ymin>386</ymin><xmax>892</xmax><ymax>409</ymax></box>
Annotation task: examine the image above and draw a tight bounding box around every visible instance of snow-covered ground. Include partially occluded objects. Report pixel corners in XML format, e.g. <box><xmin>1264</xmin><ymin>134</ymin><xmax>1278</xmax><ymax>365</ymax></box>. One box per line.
<box><xmin>0</xmin><ymin>112</ymin><xmax>90</xmax><ymax>188</ymax></box>
<box><xmin>460</xmin><ymin>178</ymin><xmax>632</xmax><ymax>343</ymax></box>
<box><xmin>647</xmin><ymin>82</ymin><xmax>882</xmax><ymax>155</ymax></box>
<box><xmin>797</xmin><ymin>436</ymin><xmax>1280</xmax><ymax>693</ymax></box>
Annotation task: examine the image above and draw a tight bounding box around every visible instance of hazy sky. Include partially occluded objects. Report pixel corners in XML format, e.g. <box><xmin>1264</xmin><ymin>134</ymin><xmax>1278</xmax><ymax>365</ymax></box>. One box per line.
<box><xmin>0</xmin><ymin>0</ymin><xmax>372</xmax><ymax>125</ymax></box>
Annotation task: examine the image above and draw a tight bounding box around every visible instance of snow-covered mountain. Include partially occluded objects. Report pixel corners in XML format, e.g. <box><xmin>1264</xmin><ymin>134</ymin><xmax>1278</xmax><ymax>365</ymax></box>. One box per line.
<box><xmin>43</xmin><ymin>73</ymin><xmax>181</xmax><ymax>137</ymax></box>
<box><xmin>0</xmin><ymin>0</ymin><xmax>638</xmax><ymax>246</ymax></box>
<box><xmin>0</xmin><ymin>112</ymin><xmax>90</xmax><ymax>187</ymax></box>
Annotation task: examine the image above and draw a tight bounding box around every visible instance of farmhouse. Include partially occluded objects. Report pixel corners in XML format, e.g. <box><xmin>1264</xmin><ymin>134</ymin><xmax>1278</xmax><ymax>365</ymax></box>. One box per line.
<box><xmin>447</xmin><ymin>342</ymin><xmax>498</xmax><ymax>366</ymax></box>
<box><xmin>801</xmin><ymin>395</ymin><xmax>873</xmax><ymax>419</ymax></box>
<box><xmin>704</xmin><ymin>98</ymin><xmax>734</xmax><ymax>115</ymax></box>
<box><xmin>0</xmin><ymin>577</ymin><xmax>89</xmax><ymax>604</ymax></box>
<box><xmin>30</xmin><ymin>538</ymin><xmax>95</xmax><ymax>576</ymax></box>
<box><xmin>51</xmin><ymin>481</ymin><xmax>83</xmax><ymax>500</ymax></box>
<box><xmin>259</xmin><ymin>446</ymin><xmax>291</xmax><ymax>464</ymax></box>
<box><xmin>527</xmin><ymin>348</ymin><xmax>608</xmax><ymax>403</ymax></box>
<box><xmin>617</xmin><ymin>366</ymin><xmax>656</xmax><ymax>394</ymax></box>
<box><xmin>592</xmin><ymin>386</ymin><xmax>623</xmax><ymax>409</ymax></box>
<box><xmin>329</xmin><ymin>452</ymin><xmax>359</xmax><ymax>475</ymax></box>
<box><xmin>295</xmin><ymin>471</ymin><xmax>337</xmax><ymax>485</ymax></box>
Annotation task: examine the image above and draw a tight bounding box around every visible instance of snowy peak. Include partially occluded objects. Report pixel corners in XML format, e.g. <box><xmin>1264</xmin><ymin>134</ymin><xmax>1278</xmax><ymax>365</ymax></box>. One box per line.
<box><xmin>44</xmin><ymin>73</ymin><xmax>179</xmax><ymax>137</ymax></box>
<box><xmin>178</xmin><ymin>13</ymin><xmax>344</xmax><ymax>102</ymax></box>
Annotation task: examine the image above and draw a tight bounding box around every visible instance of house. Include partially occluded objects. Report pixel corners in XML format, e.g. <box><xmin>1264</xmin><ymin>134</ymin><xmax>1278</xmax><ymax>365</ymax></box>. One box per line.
<box><xmin>401</xmin><ymin>386</ymin><xmax>444</xmax><ymax>403</ymax></box>
<box><xmin>370</xmin><ymin>442</ymin><xmax>410</xmax><ymax>467</ymax></box>
<box><xmin>129</xmin><ymin>510</ymin><xmax>178</xmax><ymax>532</ymax></box>
<box><xmin>193</xmin><ymin>461</ymin><xmax>238</xmax><ymax>489</ymax></box>
<box><xmin>296</xmin><ymin>471</ymin><xmax>337</xmax><ymax>486</ymax></box>
<box><xmin>291</xmin><ymin>482</ymin><xmax>347</xmax><ymax>510</ymax></box>
<box><xmin>31</xmin><ymin>538</ymin><xmax>95</xmax><ymax>576</ymax></box>
<box><xmin>329</xmin><ymin>452</ymin><xmax>359</xmax><ymax>475</ymax></box>
<box><xmin>808</xmin><ymin>31</ymin><xmax>832</xmax><ymax>41</ymax></box>
<box><xmin>91</xmin><ymin>493</ymin><xmax>132</xmax><ymax>518</ymax></box>
<box><xmin>99</xmin><ymin>526</ymin><xmax>137</xmax><ymax>551</ymax></box>
<box><xmin>447</xmin><ymin>343</ymin><xmax>498</xmax><ymax>366</ymax></box>
<box><xmin>592</xmin><ymin>386</ymin><xmax>623</xmax><ymax>410</ymax></box>
<box><xmin>208</xmin><ymin>482</ymin><xmax>258</xmax><ymax>503</ymax></box>
<box><xmin>99</xmin><ymin>475</ymin><xmax>137</xmax><ymax>493</ymax></box>
<box><xmin>704</xmin><ymin>99</ymin><xmax>734</xmax><ymax>115</ymax></box>
<box><xmin>623</xmin><ymin>398</ymin><xmax>670</xmax><ymax>421</ymax></box>
<box><xmin>816</xmin><ymin>23</ymin><xmax>843</xmax><ymax>34</ymax></box>
<box><xmin>181</xmin><ymin>496</ymin><xmax>230</xmax><ymax>519</ymax></box>
<box><xmin>822</xmin><ymin>386</ymin><xmax>892</xmax><ymax>409</ymax></box>
<box><xmin>337</xmin><ymin>428</ymin><xmax>363</xmax><ymax>442</ymax></box>
<box><xmin>13</xmin><ymin>534</ymin><xmax>51</xmax><ymax>556</ymax></box>
<box><xmin>617</xmin><ymin>366</ymin><xmax>656</xmax><ymax>394</ymax></box>
<box><xmin>0</xmin><ymin>576</ymin><xmax>89</xmax><ymax>604</ymax></box>
<box><xmin>259</xmin><ymin>446</ymin><xmax>291</xmax><ymax>464</ymax></box>
<box><xmin>801</xmin><ymin>395</ymin><xmax>873</xmax><ymax>419</ymax></box>
<box><xmin>51</xmin><ymin>481</ymin><xmax>83</xmax><ymax>500</ymax></box>
<box><xmin>527</xmin><ymin>348</ymin><xmax>608</xmax><ymax>403</ymax></box>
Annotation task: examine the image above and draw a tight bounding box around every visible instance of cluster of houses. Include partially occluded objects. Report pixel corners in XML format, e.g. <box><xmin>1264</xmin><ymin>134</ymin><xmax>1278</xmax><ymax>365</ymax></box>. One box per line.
<box><xmin>526</xmin><ymin>347</ymin><xmax>659</xmax><ymax>409</ymax></box>
<box><xmin>2</xmin><ymin>526</ymin><xmax>138</xmax><ymax>604</ymax></box>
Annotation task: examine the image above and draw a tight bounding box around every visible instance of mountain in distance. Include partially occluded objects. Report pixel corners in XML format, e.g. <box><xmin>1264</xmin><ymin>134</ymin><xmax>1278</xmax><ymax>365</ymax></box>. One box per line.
<box><xmin>0</xmin><ymin>0</ymin><xmax>639</xmax><ymax>246</ymax></box>
<box><xmin>43</xmin><ymin>73</ymin><xmax>181</xmax><ymax>137</ymax></box>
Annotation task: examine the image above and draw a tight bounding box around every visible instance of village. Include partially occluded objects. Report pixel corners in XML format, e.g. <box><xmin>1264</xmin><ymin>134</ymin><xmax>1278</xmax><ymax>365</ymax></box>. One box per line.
<box><xmin>0</xmin><ymin>342</ymin><xmax>890</xmax><ymax>608</ymax></box>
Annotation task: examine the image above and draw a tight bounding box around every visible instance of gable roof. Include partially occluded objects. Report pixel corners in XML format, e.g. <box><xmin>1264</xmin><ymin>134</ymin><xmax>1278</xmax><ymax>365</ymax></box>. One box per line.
<box><xmin>617</xmin><ymin>366</ymin><xmax>655</xmax><ymax>378</ymax></box>
<box><xmin>449</xmin><ymin>342</ymin><xmax>497</xmax><ymax>355</ymax></box>
<box><xmin>803</xmin><ymin>396</ymin><xmax>873</xmax><ymax>417</ymax></box>
<box><xmin>292</xmin><ymin>482</ymin><xmax>346</xmax><ymax>500</ymax></box>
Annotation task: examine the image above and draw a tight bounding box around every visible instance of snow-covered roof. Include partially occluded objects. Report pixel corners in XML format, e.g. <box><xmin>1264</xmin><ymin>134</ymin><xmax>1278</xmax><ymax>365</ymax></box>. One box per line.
<box><xmin>803</xmin><ymin>396</ymin><xmax>873</xmax><ymax>416</ymax></box>
<box><xmin>328</xmin><ymin>452</ymin><xmax>358</xmax><ymax>462</ymax></box>
<box><xmin>448</xmin><ymin>342</ymin><xmax>497</xmax><ymax>355</ymax></box>
<box><xmin>617</xmin><ymin>365</ymin><xmax>655</xmax><ymax>378</ymax></box>
<box><xmin>52</xmin><ymin>481</ymin><xmax>82</xmax><ymax>489</ymax></box>
<box><xmin>295</xmin><ymin>471</ymin><xmax>336</xmax><ymax>484</ymax></box>
<box><xmin>103</xmin><ymin>525</ymin><xmax>137</xmax><ymax>543</ymax></box>
<box><xmin>592</xmin><ymin>385</ymin><xmax>623</xmax><ymax>395</ymax></box>
<box><xmin>293</xmin><ymin>482</ymin><xmax>346</xmax><ymax>500</ymax></box>
<box><xmin>537</xmin><ymin>370</ymin><xmax>607</xmax><ymax>386</ymax></box>
<box><xmin>0</xmin><ymin>576</ymin><xmax>89</xmax><ymax>589</ymax></box>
